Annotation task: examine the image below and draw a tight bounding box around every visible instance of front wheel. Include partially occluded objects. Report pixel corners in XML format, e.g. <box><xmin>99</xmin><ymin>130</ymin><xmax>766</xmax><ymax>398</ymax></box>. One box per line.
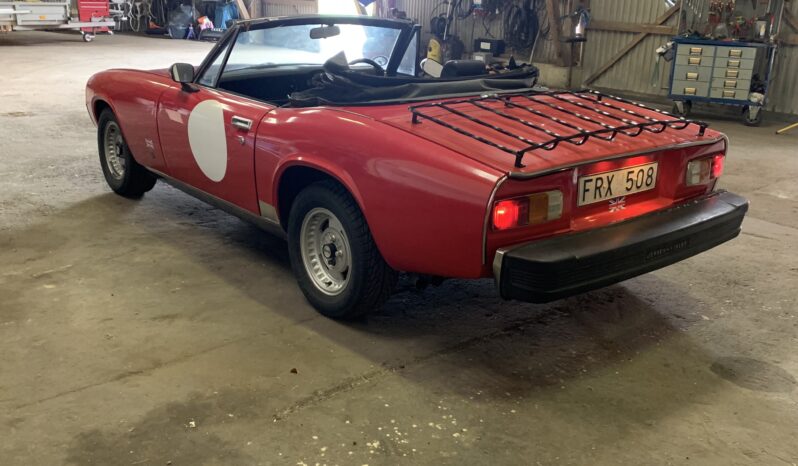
<box><xmin>287</xmin><ymin>181</ymin><xmax>397</xmax><ymax>319</ymax></box>
<box><xmin>742</xmin><ymin>106</ymin><xmax>763</xmax><ymax>127</ymax></box>
<box><xmin>97</xmin><ymin>109</ymin><xmax>157</xmax><ymax>198</ymax></box>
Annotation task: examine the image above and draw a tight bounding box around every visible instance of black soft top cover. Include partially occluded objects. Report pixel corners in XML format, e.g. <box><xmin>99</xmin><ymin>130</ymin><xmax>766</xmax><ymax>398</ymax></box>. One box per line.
<box><xmin>288</xmin><ymin>58</ymin><xmax>539</xmax><ymax>107</ymax></box>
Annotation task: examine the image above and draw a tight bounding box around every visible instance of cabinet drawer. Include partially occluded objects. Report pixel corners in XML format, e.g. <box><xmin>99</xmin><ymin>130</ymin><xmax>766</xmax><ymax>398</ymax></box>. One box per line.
<box><xmin>711</xmin><ymin>67</ymin><xmax>753</xmax><ymax>80</ymax></box>
<box><xmin>709</xmin><ymin>88</ymin><xmax>748</xmax><ymax>100</ymax></box>
<box><xmin>711</xmin><ymin>77</ymin><xmax>751</xmax><ymax>90</ymax></box>
<box><xmin>715</xmin><ymin>57</ymin><xmax>755</xmax><ymax>70</ymax></box>
<box><xmin>673</xmin><ymin>65</ymin><xmax>713</xmax><ymax>82</ymax></box>
<box><xmin>671</xmin><ymin>80</ymin><xmax>709</xmax><ymax>97</ymax></box>
<box><xmin>675</xmin><ymin>54</ymin><xmax>712</xmax><ymax>66</ymax></box>
<box><xmin>715</xmin><ymin>46</ymin><xmax>757</xmax><ymax>60</ymax></box>
<box><xmin>677</xmin><ymin>44</ymin><xmax>715</xmax><ymax>57</ymax></box>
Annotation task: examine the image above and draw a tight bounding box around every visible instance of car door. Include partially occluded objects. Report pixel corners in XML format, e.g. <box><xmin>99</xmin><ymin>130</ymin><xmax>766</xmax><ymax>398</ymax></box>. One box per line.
<box><xmin>156</xmin><ymin>35</ymin><xmax>272</xmax><ymax>215</ymax></box>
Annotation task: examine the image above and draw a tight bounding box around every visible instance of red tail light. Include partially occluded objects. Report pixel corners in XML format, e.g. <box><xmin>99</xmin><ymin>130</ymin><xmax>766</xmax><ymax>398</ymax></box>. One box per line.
<box><xmin>493</xmin><ymin>199</ymin><xmax>524</xmax><ymax>230</ymax></box>
<box><xmin>492</xmin><ymin>191</ymin><xmax>563</xmax><ymax>230</ymax></box>
<box><xmin>712</xmin><ymin>154</ymin><xmax>724</xmax><ymax>178</ymax></box>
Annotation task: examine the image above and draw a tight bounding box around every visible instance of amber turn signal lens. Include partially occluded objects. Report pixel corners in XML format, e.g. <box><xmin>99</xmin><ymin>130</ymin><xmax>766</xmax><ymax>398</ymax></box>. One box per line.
<box><xmin>492</xmin><ymin>190</ymin><xmax>563</xmax><ymax>231</ymax></box>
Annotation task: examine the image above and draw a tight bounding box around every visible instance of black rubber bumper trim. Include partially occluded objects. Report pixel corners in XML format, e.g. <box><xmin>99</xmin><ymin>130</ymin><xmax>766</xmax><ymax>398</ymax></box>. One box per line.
<box><xmin>494</xmin><ymin>191</ymin><xmax>749</xmax><ymax>303</ymax></box>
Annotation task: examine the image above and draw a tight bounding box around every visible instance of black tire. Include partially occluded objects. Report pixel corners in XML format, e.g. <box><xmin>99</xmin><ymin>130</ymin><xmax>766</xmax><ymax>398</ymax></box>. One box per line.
<box><xmin>287</xmin><ymin>180</ymin><xmax>397</xmax><ymax>319</ymax></box>
<box><xmin>742</xmin><ymin>106</ymin><xmax>763</xmax><ymax>127</ymax></box>
<box><xmin>671</xmin><ymin>101</ymin><xmax>692</xmax><ymax>118</ymax></box>
<box><xmin>97</xmin><ymin>109</ymin><xmax>157</xmax><ymax>198</ymax></box>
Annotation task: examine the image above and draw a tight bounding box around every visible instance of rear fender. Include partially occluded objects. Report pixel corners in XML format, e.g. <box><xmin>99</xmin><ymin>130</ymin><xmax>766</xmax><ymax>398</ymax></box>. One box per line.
<box><xmin>256</xmin><ymin>108</ymin><xmax>502</xmax><ymax>278</ymax></box>
<box><xmin>271</xmin><ymin>159</ymin><xmax>365</xmax><ymax>226</ymax></box>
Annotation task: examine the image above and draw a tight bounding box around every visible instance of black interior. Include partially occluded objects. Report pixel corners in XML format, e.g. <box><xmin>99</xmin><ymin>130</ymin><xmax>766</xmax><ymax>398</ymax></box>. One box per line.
<box><xmin>216</xmin><ymin>62</ymin><xmax>398</xmax><ymax>104</ymax></box>
<box><xmin>217</xmin><ymin>65</ymin><xmax>325</xmax><ymax>104</ymax></box>
<box><xmin>215</xmin><ymin>57</ymin><xmax>538</xmax><ymax>107</ymax></box>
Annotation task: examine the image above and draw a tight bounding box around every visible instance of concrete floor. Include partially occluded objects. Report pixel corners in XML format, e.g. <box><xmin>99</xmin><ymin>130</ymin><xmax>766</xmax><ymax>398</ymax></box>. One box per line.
<box><xmin>1</xmin><ymin>31</ymin><xmax>797</xmax><ymax>466</ymax></box>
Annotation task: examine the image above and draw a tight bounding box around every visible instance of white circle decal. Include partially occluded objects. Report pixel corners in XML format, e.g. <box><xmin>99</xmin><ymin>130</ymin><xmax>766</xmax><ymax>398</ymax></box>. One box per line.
<box><xmin>187</xmin><ymin>99</ymin><xmax>227</xmax><ymax>182</ymax></box>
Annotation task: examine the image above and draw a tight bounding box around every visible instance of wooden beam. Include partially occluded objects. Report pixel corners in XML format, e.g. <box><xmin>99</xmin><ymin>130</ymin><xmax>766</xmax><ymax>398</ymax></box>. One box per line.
<box><xmin>354</xmin><ymin>0</ymin><xmax>367</xmax><ymax>15</ymax></box>
<box><xmin>259</xmin><ymin>0</ymin><xmax>315</xmax><ymax>7</ymax></box>
<box><xmin>783</xmin><ymin>7</ymin><xmax>798</xmax><ymax>33</ymax></box>
<box><xmin>779</xmin><ymin>33</ymin><xmax>798</xmax><ymax>46</ymax></box>
<box><xmin>235</xmin><ymin>0</ymin><xmax>251</xmax><ymax>20</ymax></box>
<box><xmin>588</xmin><ymin>20</ymin><xmax>677</xmax><ymax>36</ymax></box>
<box><xmin>545</xmin><ymin>0</ymin><xmax>568</xmax><ymax>66</ymax></box>
<box><xmin>583</xmin><ymin>1</ymin><xmax>680</xmax><ymax>86</ymax></box>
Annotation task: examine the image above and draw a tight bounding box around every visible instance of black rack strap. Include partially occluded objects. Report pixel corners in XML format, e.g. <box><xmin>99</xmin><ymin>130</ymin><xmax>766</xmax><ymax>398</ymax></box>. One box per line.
<box><xmin>409</xmin><ymin>90</ymin><xmax>709</xmax><ymax>168</ymax></box>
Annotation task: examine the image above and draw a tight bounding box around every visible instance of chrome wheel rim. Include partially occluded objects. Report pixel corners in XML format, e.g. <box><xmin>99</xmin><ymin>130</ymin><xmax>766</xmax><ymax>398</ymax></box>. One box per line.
<box><xmin>300</xmin><ymin>207</ymin><xmax>351</xmax><ymax>296</ymax></box>
<box><xmin>103</xmin><ymin>121</ymin><xmax>126</xmax><ymax>180</ymax></box>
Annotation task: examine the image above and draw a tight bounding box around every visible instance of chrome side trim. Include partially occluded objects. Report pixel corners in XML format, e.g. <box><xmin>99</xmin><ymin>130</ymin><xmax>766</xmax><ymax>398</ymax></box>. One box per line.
<box><xmin>505</xmin><ymin>137</ymin><xmax>725</xmax><ymax>180</ymax></box>
<box><xmin>481</xmin><ymin>174</ymin><xmax>508</xmax><ymax>264</ymax></box>
<box><xmin>258</xmin><ymin>200</ymin><xmax>280</xmax><ymax>224</ymax></box>
<box><xmin>149</xmin><ymin>169</ymin><xmax>286</xmax><ymax>239</ymax></box>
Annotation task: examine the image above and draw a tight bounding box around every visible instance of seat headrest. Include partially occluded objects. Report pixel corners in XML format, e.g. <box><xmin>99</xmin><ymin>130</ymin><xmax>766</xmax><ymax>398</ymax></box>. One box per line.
<box><xmin>440</xmin><ymin>60</ymin><xmax>488</xmax><ymax>78</ymax></box>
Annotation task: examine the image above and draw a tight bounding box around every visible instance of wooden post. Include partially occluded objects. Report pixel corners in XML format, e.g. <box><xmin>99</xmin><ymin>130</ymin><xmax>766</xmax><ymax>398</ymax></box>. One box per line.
<box><xmin>545</xmin><ymin>0</ymin><xmax>568</xmax><ymax>66</ymax></box>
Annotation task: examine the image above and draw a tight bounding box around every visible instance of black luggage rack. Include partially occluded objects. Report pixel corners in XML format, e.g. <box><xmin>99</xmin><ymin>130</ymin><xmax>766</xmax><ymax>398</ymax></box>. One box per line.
<box><xmin>409</xmin><ymin>89</ymin><xmax>708</xmax><ymax>168</ymax></box>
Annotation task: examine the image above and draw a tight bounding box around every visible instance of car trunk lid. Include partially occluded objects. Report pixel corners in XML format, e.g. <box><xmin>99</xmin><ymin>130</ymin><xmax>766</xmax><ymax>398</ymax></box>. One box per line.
<box><xmin>346</xmin><ymin>90</ymin><xmax>722</xmax><ymax>177</ymax></box>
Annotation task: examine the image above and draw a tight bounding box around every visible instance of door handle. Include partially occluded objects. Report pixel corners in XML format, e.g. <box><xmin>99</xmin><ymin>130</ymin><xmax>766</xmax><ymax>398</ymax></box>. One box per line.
<box><xmin>231</xmin><ymin>116</ymin><xmax>252</xmax><ymax>131</ymax></box>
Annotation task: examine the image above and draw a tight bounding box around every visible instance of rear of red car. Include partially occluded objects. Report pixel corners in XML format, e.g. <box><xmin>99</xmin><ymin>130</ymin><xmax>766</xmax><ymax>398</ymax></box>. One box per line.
<box><xmin>385</xmin><ymin>90</ymin><xmax>748</xmax><ymax>302</ymax></box>
<box><xmin>489</xmin><ymin>141</ymin><xmax>746</xmax><ymax>303</ymax></box>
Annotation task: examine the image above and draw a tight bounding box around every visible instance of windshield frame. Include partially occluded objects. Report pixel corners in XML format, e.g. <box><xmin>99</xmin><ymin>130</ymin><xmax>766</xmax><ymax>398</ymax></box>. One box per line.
<box><xmin>194</xmin><ymin>15</ymin><xmax>418</xmax><ymax>84</ymax></box>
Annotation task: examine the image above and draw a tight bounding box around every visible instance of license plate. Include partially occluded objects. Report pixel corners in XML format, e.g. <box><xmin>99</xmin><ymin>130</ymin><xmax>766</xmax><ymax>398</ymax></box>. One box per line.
<box><xmin>577</xmin><ymin>162</ymin><xmax>658</xmax><ymax>206</ymax></box>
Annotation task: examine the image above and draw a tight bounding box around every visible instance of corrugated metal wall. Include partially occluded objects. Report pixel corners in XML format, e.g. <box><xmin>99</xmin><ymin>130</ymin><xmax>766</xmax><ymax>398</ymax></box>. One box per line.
<box><xmin>258</xmin><ymin>0</ymin><xmax>797</xmax><ymax>114</ymax></box>
<box><xmin>581</xmin><ymin>0</ymin><xmax>677</xmax><ymax>96</ymax></box>
<box><xmin>581</xmin><ymin>0</ymin><xmax>798</xmax><ymax>116</ymax></box>
<box><xmin>260</xmin><ymin>0</ymin><xmax>317</xmax><ymax>17</ymax></box>
<box><xmin>768</xmin><ymin>0</ymin><xmax>798</xmax><ymax>115</ymax></box>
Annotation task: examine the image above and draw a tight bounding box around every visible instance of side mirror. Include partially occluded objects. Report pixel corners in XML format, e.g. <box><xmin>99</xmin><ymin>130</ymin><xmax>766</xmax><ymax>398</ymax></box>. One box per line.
<box><xmin>170</xmin><ymin>63</ymin><xmax>194</xmax><ymax>83</ymax></box>
<box><xmin>170</xmin><ymin>63</ymin><xmax>198</xmax><ymax>92</ymax></box>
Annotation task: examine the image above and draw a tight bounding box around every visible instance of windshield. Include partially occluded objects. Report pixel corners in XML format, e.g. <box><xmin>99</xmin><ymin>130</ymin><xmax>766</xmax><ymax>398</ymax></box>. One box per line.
<box><xmin>224</xmin><ymin>23</ymin><xmax>402</xmax><ymax>72</ymax></box>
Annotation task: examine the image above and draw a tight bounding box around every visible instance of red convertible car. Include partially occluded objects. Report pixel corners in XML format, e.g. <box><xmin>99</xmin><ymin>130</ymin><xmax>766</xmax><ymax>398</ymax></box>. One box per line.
<box><xmin>86</xmin><ymin>15</ymin><xmax>748</xmax><ymax>318</ymax></box>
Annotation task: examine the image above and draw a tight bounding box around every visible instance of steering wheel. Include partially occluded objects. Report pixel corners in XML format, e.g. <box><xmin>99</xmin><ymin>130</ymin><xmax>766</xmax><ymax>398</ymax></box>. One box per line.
<box><xmin>348</xmin><ymin>58</ymin><xmax>385</xmax><ymax>76</ymax></box>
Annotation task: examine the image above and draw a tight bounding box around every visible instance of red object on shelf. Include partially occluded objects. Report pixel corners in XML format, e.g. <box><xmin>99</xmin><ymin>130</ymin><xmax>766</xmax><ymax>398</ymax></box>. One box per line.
<box><xmin>78</xmin><ymin>0</ymin><xmax>111</xmax><ymax>33</ymax></box>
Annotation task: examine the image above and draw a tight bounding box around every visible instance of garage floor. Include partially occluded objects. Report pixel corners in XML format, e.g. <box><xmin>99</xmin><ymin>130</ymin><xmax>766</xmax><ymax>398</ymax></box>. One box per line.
<box><xmin>1</xmin><ymin>32</ymin><xmax>797</xmax><ymax>466</ymax></box>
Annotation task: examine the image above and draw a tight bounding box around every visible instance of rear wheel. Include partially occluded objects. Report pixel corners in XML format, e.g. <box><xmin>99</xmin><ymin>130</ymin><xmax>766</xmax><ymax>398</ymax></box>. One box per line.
<box><xmin>287</xmin><ymin>181</ymin><xmax>397</xmax><ymax>319</ymax></box>
<box><xmin>671</xmin><ymin>100</ymin><xmax>692</xmax><ymax>118</ymax></box>
<box><xmin>97</xmin><ymin>109</ymin><xmax>156</xmax><ymax>198</ymax></box>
